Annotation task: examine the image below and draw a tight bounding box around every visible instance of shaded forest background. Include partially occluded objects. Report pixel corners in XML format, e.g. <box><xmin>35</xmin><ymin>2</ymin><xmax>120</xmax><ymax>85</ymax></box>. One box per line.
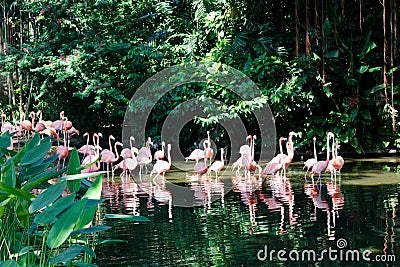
<box><xmin>0</xmin><ymin>0</ymin><xmax>399</xmax><ymax>154</ymax></box>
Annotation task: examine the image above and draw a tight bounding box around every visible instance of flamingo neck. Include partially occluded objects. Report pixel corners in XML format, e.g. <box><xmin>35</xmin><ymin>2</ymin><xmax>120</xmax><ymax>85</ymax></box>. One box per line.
<box><xmin>168</xmin><ymin>146</ymin><xmax>172</xmax><ymax>165</ymax></box>
<box><xmin>108</xmin><ymin>136</ymin><xmax>113</xmax><ymax>152</ymax></box>
<box><xmin>331</xmin><ymin>136</ymin><xmax>336</xmax><ymax>160</ymax></box>
<box><xmin>313</xmin><ymin>139</ymin><xmax>317</xmax><ymax>159</ymax></box>
<box><xmin>114</xmin><ymin>143</ymin><xmax>120</xmax><ymax>161</ymax></box>
<box><xmin>326</xmin><ymin>135</ymin><xmax>330</xmax><ymax>162</ymax></box>
<box><xmin>31</xmin><ymin>113</ymin><xmax>35</xmax><ymax>128</ymax></box>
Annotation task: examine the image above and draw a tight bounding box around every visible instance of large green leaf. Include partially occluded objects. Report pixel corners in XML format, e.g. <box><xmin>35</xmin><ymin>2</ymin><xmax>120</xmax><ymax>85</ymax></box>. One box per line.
<box><xmin>104</xmin><ymin>214</ymin><xmax>150</xmax><ymax>222</ymax></box>
<box><xmin>75</xmin><ymin>175</ymin><xmax>103</xmax><ymax>229</ymax></box>
<box><xmin>46</xmin><ymin>198</ymin><xmax>88</xmax><ymax>248</ymax></box>
<box><xmin>34</xmin><ymin>193</ymin><xmax>76</xmax><ymax>225</ymax></box>
<box><xmin>4</xmin><ymin>161</ymin><xmax>16</xmax><ymax>187</ymax></box>
<box><xmin>71</xmin><ymin>225</ymin><xmax>110</xmax><ymax>236</ymax></box>
<box><xmin>0</xmin><ymin>132</ymin><xmax>11</xmax><ymax>149</ymax></box>
<box><xmin>67</xmin><ymin>148</ymin><xmax>82</xmax><ymax>193</ymax></box>
<box><xmin>21</xmin><ymin>166</ymin><xmax>63</xmax><ymax>191</ymax></box>
<box><xmin>20</xmin><ymin>138</ymin><xmax>52</xmax><ymax>166</ymax></box>
<box><xmin>15</xmin><ymin>198</ymin><xmax>30</xmax><ymax>227</ymax></box>
<box><xmin>50</xmin><ymin>245</ymin><xmax>95</xmax><ymax>265</ymax></box>
<box><xmin>29</xmin><ymin>180</ymin><xmax>67</xmax><ymax>213</ymax></box>
<box><xmin>0</xmin><ymin>182</ymin><xmax>34</xmax><ymax>200</ymax></box>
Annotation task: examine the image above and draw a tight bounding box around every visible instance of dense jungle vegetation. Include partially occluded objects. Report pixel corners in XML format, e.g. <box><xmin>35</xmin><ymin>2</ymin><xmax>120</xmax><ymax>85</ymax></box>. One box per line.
<box><xmin>0</xmin><ymin>0</ymin><xmax>399</xmax><ymax>153</ymax></box>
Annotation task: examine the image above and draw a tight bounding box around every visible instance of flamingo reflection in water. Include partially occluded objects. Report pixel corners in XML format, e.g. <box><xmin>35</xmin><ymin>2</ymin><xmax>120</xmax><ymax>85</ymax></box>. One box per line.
<box><xmin>152</xmin><ymin>173</ymin><xmax>172</xmax><ymax>220</ymax></box>
<box><xmin>304</xmin><ymin>179</ymin><xmax>335</xmax><ymax>240</ymax></box>
<box><xmin>260</xmin><ymin>175</ymin><xmax>298</xmax><ymax>234</ymax></box>
<box><xmin>186</xmin><ymin>171</ymin><xmax>225</xmax><ymax>212</ymax></box>
<box><xmin>121</xmin><ymin>180</ymin><xmax>140</xmax><ymax>216</ymax></box>
<box><xmin>232</xmin><ymin>172</ymin><xmax>262</xmax><ymax>232</ymax></box>
<box><xmin>326</xmin><ymin>174</ymin><xmax>345</xmax><ymax>235</ymax></box>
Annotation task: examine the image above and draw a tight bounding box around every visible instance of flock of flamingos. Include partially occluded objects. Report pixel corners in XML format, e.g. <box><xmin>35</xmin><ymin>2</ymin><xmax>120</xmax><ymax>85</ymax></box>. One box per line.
<box><xmin>1</xmin><ymin>110</ymin><xmax>345</xmax><ymax>183</ymax></box>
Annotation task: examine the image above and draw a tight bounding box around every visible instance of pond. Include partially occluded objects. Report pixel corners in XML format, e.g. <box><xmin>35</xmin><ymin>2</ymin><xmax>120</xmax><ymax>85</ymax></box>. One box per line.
<box><xmin>93</xmin><ymin>157</ymin><xmax>400</xmax><ymax>266</ymax></box>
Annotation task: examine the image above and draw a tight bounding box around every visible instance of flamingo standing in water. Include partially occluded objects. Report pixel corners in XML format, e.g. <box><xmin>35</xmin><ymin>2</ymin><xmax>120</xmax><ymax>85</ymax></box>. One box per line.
<box><xmin>332</xmin><ymin>139</ymin><xmax>345</xmax><ymax>174</ymax></box>
<box><xmin>209</xmin><ymin>148</ymin><xmax>225</xmax><ymax>179</ymax></box>
<box><xmin>232</xmin><ymin>135</ymin><xmax>252</xmax><ymax>176</ymax></box>
<box><xmin>120</xmin><ymin>136</ymin><xmax>136</xmax><ymax>159</ymax></box>
<box><xmin>81</xmin><ymin>133</ymin><xmax>102</xmax><ymax>174</ymax></box>
<box><xmin>56</xmin><ymin>130</ymin><xmax>69</xmax><ymax>168</ymax></box>
<box><xmin>100</xmin><ymin>135</ymin><xmax>116</xmax><ymax>174</ymax></box>
<box><xmin>262</xmin><ymin>137</ymin><xmax>287</xmax><ymax>176</ymax></box>
<box><xmin>303</xmin><ymin>137</ymin><xmax>317</xmax><ymax>177</ymax></box>
<box><xmin>115</xmin><ymin>136</ymin><xmax>139</xmax><ymax>178</ymax></box>
<box><xmin>137</xmin><ymin>137</ymin><xmax>153</xmax><ymax>176</ymax></box>
<box><xmin>151</xmin><ymin>144</ymin><xmax>172</xmax><ymax>185</ymax></box>
<box><xmin>280</xmin><ymin>131</ymin><xmax>297</xmax><ymax>177</ymax></box>
<box><xmin>204</xmin><ymin>131</ymin><xmax>214</xmax><ymax>166</ymax></box>
<box><xmin>311</xmin><ymin>132</ymin><xmax>334</xmax><ymax>180</ymax></box>
<box><xmin>194</xmin><ymin>143</ymin><xmax>209</xmax><ymax>179</ymax></box>
<box><xmin>101</xmin><ymin>140</ymin><xmax>123</xmax><ymax>177</ymax></box>
<box><xmin>78</xmin><ymin>132</ymin><xmax>96</xmax><ymax>157</ymax></box>
<box><xmin>242</xmin><ymin>135</ymin><xmax>261</xmax><ymax>180</ymax></box>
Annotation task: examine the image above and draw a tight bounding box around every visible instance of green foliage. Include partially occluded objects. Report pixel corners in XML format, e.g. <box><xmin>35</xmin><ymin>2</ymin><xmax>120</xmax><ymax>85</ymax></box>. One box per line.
<box><xmin>0</xmin><ymin>0</ymin><xmax>398</xmax><ymax>153</ymax></box>
<box><xmin>0</xmin><ymin>134</ymin><xmax>105</xmax><ymax>265</ymax></box>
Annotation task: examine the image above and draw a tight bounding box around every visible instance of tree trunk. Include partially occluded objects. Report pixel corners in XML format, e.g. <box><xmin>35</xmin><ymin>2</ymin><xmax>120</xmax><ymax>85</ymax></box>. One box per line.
<box><xmin>359</xmin><ymin>0</ymin><xmax>363</xmax><ymax>35</ymax></box>
<box><xmin>305</xmin><ymin>0</ymin><xmax>310</xmax><ymax>57</ymax></box>
<box><xmin>295</xmin><ymin>0</ymin><xmax>299</xmax><ymax>57</ymax></box>
<box><xmin>390</xmin><ymin>0</ymin><xmax>396</xmax><ymax>130</ymax></box>
<box><xmin>383</xmin><ymin>0</ymin><xmax>388</xmax><ymax>107</ymax></box>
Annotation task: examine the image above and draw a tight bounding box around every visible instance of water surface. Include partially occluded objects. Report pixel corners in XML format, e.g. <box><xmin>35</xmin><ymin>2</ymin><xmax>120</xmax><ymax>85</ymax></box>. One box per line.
<box><xmin>94</xmin><ymin>157</ymin><xmax>400</xmax><ymax>266</ymax></box>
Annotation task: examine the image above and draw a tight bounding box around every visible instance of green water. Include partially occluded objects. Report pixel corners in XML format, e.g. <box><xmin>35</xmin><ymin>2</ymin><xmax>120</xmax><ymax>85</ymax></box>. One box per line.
<box><xmin>94</xmin><ymin>158</ymin><xmax>400</xmax><ymax>266</ymax></box>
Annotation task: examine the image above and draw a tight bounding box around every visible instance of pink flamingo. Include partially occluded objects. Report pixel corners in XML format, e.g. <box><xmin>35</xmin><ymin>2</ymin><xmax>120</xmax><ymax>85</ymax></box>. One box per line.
<box><xmin>232</xmin><ymin>135</ymin><xmax>252</xmax><ymax>176</ymax></box>
<box><xmin>56</xmin><ymin>130</ymin><xmax>69</xmax><ymax>168</ymax></box>
<box><xmin>209</xmin><ymin>148</ymin><xmax>224</xmax><ymax>179</ymax></box>
<box><xmin>137</xmin><ymin>137</ymin><xmax>153</xmax><ymax>176</ymax></box>
<box><xmin>204</xmin><ymin>131</ymin><xmax>214</xmax><ymax>165</ymax></box>
<box><xmin>151</xmin><ymin>143</ymin><xmax>172</xmax><ymax>185</ymax></box>
<box><xmin>194</xmin><ymin>152</ymin><xmax>208</xmax><ymax>179</ymax></box>
<box><xmin>303</xmin><ymin>137</ymin><xmax>317</xmax><ymax>176</ymax></box>
<box><xmin>332</xmin><ymin>139</ymin><xmax>345</xmax><ymax>173</ymax></box>
<box><xmin>242</xmin><ymin>135</ymin><xmax>261</xmax><ymax>180</ymax></box>
<box><xmin>311</xmin><ymin>132</ymin><xmax>334</xmax><ymax>180</ymax></box>
<box><xmin>101</xmin><ymin>139</ymin><xmax>123</xmax><ymax>177</ymax></box>
<box><xmin>78</xmin><ymin>132</ymin><xmax>95</xmax><ymax>157</ymax></box>
<box><xmin>81</xmin><ymin>133</ymin><xmax>102</xmax><ymax>174</ymax></box>
<box><xmin>1</xmin><ymin>113</ymin><xmax>15</xmax><ymax>134</ymax></box>
<box><xmin>262</xmin><ymin>137</ymin><xmax>287</xmax><ymax>176</ymax></box>
<box><xmin>154</xmin><ymin>141</ymin><xmax>165</xmax><ymax>161</ymax></box>
<box><xmin>20</xmin><ymin>111</ymin><xmax>35</xmax><ymax>138</ymax></box>
<box><xmin>120</xmin><ymin>136</ymin><xmax>137</xmax><ymax>159</ymax></box>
